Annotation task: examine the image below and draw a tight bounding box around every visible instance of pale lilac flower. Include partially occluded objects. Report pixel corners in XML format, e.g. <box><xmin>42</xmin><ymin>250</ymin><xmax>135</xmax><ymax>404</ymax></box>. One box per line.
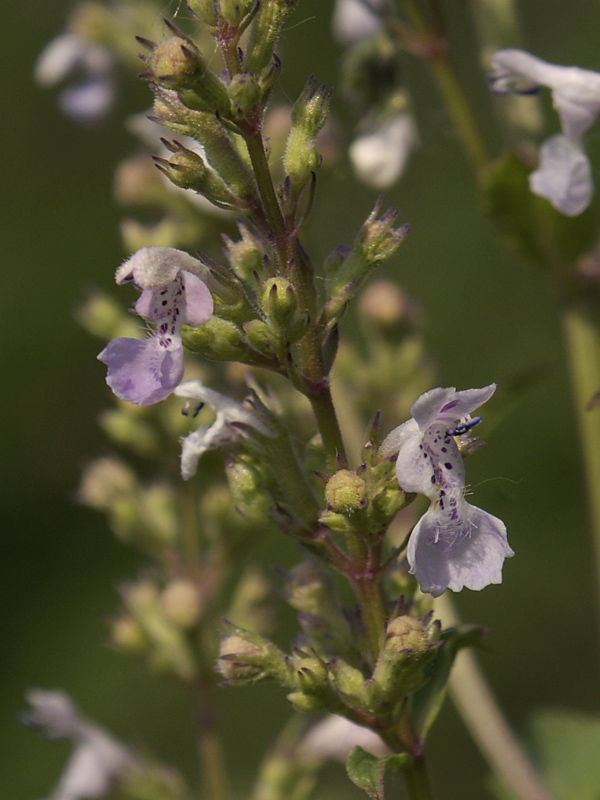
<box><xmin>175</xmin><ymin>379</ymin><xmax>272</xmax><ymax>480</ymax></box>
<box><xmin>35</xmin><ymin>33</ymin><xmax>115</xmax><ymax>125</ymax></box>
<box><xmin>299</xmin><ymin>714</ymin><xmax>390</xmax><ymax>762</ymax></box>
<box><xmin>349</xmin><ymin>112</ymin><xmax>417</xmax><ymax>188</ymax></box>
<box><xmin>332</xmin><ymin>0</ymin><xmax>384</xmax><ymax>45</ymax></box>
<box><xmin>21</xmin><ymin>690</ymin><xmax>135</xmax><ymax>800</ymax></box>
<box><xmin>98</xmin><ymin>247</ymin><xmax>213</xmax><ymax>405</ymax></box>
<box><xmin>489</xmin><ymin>49</ymin><xmax>600</xmax><ymax>214</ymax></box>
<box><xmin>380</xmin><ymin>385</ymin><xmax>513</xmax><ymax>597</ymax></box>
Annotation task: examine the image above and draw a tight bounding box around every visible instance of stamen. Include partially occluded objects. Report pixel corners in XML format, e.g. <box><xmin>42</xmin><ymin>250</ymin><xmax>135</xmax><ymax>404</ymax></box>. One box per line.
<box><xmin>447</xmin><ymin>416</ymin><xmax>482</xmax><ymax>437</ymax></box>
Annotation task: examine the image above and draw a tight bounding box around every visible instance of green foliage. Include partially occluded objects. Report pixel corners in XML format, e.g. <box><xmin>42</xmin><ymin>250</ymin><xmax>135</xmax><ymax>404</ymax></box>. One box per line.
<box><xmin>346</xmin><ymin>746</ymin><xmax>410</xmax><ymax>800</ymax></box>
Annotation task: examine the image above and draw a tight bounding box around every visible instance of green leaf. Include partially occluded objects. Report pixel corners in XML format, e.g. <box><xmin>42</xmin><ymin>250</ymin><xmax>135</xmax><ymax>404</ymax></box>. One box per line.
<box><xmin>345</xmin><ymin>748</ymin><xmax>412</xmax><ymax>800</ymax></box>
<box><xmin>409</xmin><ymin>624</ymin><xmax>486</xmax><ymax>740</ymax></box>
<box><xmin>346</xmin><ymin>746</ymin><xmax>386</xmax><ymax>800</ymax></box>
<box><xmin>481</xmin><ymin>150</ymin><xmax>596</xmax><ymax>272</ymax></box>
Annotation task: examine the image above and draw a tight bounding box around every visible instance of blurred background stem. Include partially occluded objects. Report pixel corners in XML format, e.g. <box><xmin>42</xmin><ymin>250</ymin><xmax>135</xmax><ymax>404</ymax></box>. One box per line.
<box><xmin>562</xmin><ymin>299</ymin><xmax>600</xmax><ymax>633</ymax></box>
<box><xmin>437</xmin><ymin>595</ymin><xmax>556</xmax><ymax>800</ymax></box>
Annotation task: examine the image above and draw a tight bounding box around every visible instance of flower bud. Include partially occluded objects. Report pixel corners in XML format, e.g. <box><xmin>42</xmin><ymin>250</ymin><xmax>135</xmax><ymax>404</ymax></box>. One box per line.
<box><xmin>358</xmin><ymin>281</ymin><xmax>421</xmax><ymax>336</ymax></box>
<box><xmin>161</xmin><ymin>579</ymin><xmax>203</xmax><ymax>629</ymax></box>
<box><xmin>147</xmin><ymin>35</ymin><xmax>230</xmax><ymax>116</ymax></box>
<box><xmin>325</xmin><ymin>469</ymin><xmax>367</xmax><ymax>514</ymax></box>
<box><xmin>243</xmin><ymin>0</ymin><xmax>298</xmax><ymax>75</ymax></box>
<box><xmin>182</xmin><ymin>316</ymin><xmax>247</xmax><ymax>361</ymax></box>
<box><xmin>327</xmin><ymin>657</ymin><xmax>370</xmax><ymax>708</ymax></box>
<box><xmin>228</xmin><ymin>72</ymin><xmax>261</xmax><ymax>119</ymax></box>
<box><xmin>187</xmin><ymin>0</ymin><xmax>218</xmax><ymax>25</ymax></box>
<box><xmin>218</xmin><ymin>629</ymin><xmax>292</xmax><ymax>685</ymax></box>
<box><xmin>152</xmin><ymin>88</ymin><xmax>255</xmax><ymax>198</ymax></box>
<box><xmin>370</xmin><ymin>615</ymin><xmax>438</xmax><ymax>703</ymax></box>
<box><xmin>219</xmin><ymin>0</ymin><xmax>255</xmax><ymax>27</ymax></box>
<box><xmin>110</xmin><ymin>617</ymin><xmax>148</xmax><ymax>653</ymax></box>
<box><xmin>283</xmin><ymin>77</ymin><xmax>332</xmax><ymax>194</ymax></box>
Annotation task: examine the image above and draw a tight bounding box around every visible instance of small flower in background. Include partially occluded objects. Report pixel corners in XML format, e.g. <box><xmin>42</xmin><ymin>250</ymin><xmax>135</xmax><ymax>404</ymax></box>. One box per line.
<box><xmin>34</xmin><ymin>33</ymin><xmax>115</xmax><ymax>125</ymax></box>
<box><xmin>21</xmin><ymin>690</ymin><xmax>135</xmax><ymax>800</ymax></box>
<box><xmin>98</xmin><ymin>247</ymin><xmax>213</xmax><ymax>405</ymax></box>
<box><xmin>175</xmin><ymin>379</ymin><xmax>272</xmax><ymax>480</ymax></box>
<box><xmin>300</xmin><ymin>714</ymin><xmax>390</xmax><ymax>761</ymax></box>
<box><xmin>349</xmin><ymin>111</ymin><xmax>417</xmax><ymax>188</ymax></box>
<box><xmin>332</xmin><ymin>0</ymin><xmax>384</xmax><ymax>45</ymax></box>
<box><xmin>381</xmin><ymin>385</ymin><xmax>513</xmax><ymax>597</ymax></box>
<box><xmin>489</xmin><ymin>49</ymin><xmax>600</xmax><ymax>215</ymax></box>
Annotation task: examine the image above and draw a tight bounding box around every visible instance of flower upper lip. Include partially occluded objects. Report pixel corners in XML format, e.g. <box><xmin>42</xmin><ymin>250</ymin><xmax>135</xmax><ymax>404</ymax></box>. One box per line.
<box><xmin>489</xmin><ymin>48</ymin><xmax>600</xmax><ymax>215</ymax></box>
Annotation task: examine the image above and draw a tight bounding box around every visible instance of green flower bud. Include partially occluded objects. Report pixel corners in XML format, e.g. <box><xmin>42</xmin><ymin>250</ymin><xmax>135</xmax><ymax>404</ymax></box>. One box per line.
<box><xmin>243</xmin><ymin>319</ymin><xmax>277</xmax><ymax>356</ymax></box>
<box><xmin>123</xmin><ymin>581</ymin><xmax>197</xmax><ymax>681</ymax></box>
<box><xmin>286</xmin><ymin>691</ymin><xmax>326</xmax><ymax>713</ymax></box>
<box><xmin>111</xmin><ymin>616</ymin><xmax>148</xmax><ymax>653</ymax></box>
<box><xmin>218</xmin><ymin>629</ymin><xmax>292</xmax><ymax>685</ymax></box>
<box><xmin>155</xmin><ymin>141</ymin><xmax>248</xmax><ymax>210</ymax></box>
<box><xmin>283</xmin><ymin>77</ymin><xmax>331</xmax><ymax>194</ymax></box>
<box><xmin>152</xmin><ymin>88</ymin><xmax>256</xmax><ymax>199</ymax></box>
<box><xmin>182</xmin><ymin>317</ymin><xmax>247</xmax><ymax>361</ymax></box>
<box><xmin>371</xmin><ymin>615</ymin><xmax>438</xmax><ymax>702</ymax></box>
<box><xmin>161</xmin><ymin>579</ymin><xmax>203</xmax><ymax>629</ymax></box>
<box><xmin>146</xmin><ymin>35</ymin><xmax>230</xmax><ymax>115</ymax></box>
<box><xmin>219</xmin><ymin>0</ymin><xmax>255</xmax><ymax>27</ymax></box>
<box><xmin>226</xmin><ymin>458</ymin><xmax>272</xmax><ymax>522</ymax></box>
<box><xmin>325</xmin><ymin>469</ymin><xmax>367</xmax><ymax>514</ymax></box>
<box><xmin>385</xmin><ymin>616</ymin><xmax>430</xmax><ymax>656</ymax></box>
<box><xmin>327</xmin><ymin>657</ymin><xmax>370</xmax><ymax>708</ymax></box>
<box><xmin>187</xmin><ymin>0</ymin><xmax>218</xmax><ymax>25</ymax></box>
<box><xmin>223</xmin><ymin>223</ymin><xmax>267</xmax><ymax>282</ymax></box>
<box><xmin>229</xmin><ymin>72</ymin><xmax>261</xmax><ymax>118</ymax></box>
<box><xmin>243</xmin><ymin>0</ymin><xmax>298</xmax><ymax>75</ymax></box>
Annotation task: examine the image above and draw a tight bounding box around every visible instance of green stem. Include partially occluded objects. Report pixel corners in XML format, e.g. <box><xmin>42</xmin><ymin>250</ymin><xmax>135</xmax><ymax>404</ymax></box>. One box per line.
<box><xmin>242</xmin><ymin>128</ymin><xmax>287</xmax><ymax>249</ymax></box>
<box><xmin>562</xmin><ymin>299</ymin><xmax>600</xmax><ymax>623</ymax></box>
<box><xmin>401</xmin><ymin>753</ymin><xmax>437</xmax><ymax>800</ymax></box>
<box><xmin>396</xmin><ymin>4</ymin><xmax>490</xmax><ymax>171</ymax></box>
<box><xmin>350</xmin><ymin>563</ymin><xmax>387</xmax><ymax>663</ymax></box>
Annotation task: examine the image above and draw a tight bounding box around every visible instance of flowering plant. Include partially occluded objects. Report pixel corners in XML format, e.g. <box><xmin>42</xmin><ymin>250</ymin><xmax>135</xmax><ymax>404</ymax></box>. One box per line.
<box><xmin>19</xmin><ymin>1</ymin><xmax>600</xmax><ymax>799</ymax></box>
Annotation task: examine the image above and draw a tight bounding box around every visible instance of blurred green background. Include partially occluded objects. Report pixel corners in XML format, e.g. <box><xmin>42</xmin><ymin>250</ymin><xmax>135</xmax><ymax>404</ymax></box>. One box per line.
<box><xmin>4</xmin><ymin>1</ymin><xmax>600</xmax><ymax>798</ymax></box>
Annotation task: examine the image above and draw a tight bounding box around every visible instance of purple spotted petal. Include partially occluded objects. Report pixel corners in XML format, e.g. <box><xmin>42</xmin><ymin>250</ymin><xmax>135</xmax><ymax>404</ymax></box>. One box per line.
<box><xmin>407</xmin><ymin>502</ymin><xmax>514</xmax><ymax>597</ymax></box>
<box><xmin>98</xmin><ymin>336</ymin><xmax>184</xmax><ymax>405</ymax></box>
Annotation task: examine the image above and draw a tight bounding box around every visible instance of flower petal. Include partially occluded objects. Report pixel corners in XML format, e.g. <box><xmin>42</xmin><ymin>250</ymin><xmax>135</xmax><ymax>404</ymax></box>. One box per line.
<box><xmin>349</xmin><ymin>113</ymin><xmax>417</xmax><ymax>189</ymax></box>
<box><xmin>98</xmin><ymin>337</ymin><xmax>183</xmax><ymax>405</ymax></box>
<box><xmin>394</xmin><ymin>427</ymin><xmax>437</xmax><ymax>496</ymax></box>
<box><xmin>529</xmin><ymin>133</ymin><xmax>593</xmax><ymax>215</ymax></box>
<box><xmin>332</xmin><ymin>0</ymin><xmax>383</xmax><ymax>45</ymax></box>
<box><xmin>182</xmin><ymin>271</ymin><xmax>214</xmax><ymax>325</ymax></box>
<box><xmin>407</xmin><ymin>503</ymin><xmax>514</xmax><ymax>596</ymax></box>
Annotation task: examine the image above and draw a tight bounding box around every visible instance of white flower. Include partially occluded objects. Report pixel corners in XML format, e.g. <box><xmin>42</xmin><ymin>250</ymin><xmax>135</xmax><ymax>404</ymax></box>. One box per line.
<box><xmin>21</xmin><ymin>690</ymin><xmax>135</xmax><ymax>800</ymax></box>
<box><xmin>349</xmin><ymin>112</ymin><xmax>417</xmax><ymax>188</ymax></box>
<box><xmin>489</xmin><ymin>49</ymin><xmax>600</xmax><ymax>215</ymax></box>
<box><xmin>299</xmin><ymin>715</ymin><xmax>390</xmax><ymax>762</ymax></box>
<box><xmin>35</xmin><ymin>33</ymin><xmax>115</xmax><ymax>125</ymax></box>
<box><xmin>332</xmin><ymin>0</ymin><xmax>384</xmax><ymax>45</ymax></box>
<box><xmin>381</xmin><ymin>385</ymin><xmax>514</xmax><ymax>597</ymax></box>
<box><xmin>175</xmin><ymin>379</ymin><xmax>272</xmax><ymax>480</ymax></box>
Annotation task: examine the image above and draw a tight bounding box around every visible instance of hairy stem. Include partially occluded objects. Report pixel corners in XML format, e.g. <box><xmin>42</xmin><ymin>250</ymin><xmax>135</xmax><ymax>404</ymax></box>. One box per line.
<box><xmin>401</xmin><ymin>753</ymin><xmax>437</xmax><ymax>800</ymax></box>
